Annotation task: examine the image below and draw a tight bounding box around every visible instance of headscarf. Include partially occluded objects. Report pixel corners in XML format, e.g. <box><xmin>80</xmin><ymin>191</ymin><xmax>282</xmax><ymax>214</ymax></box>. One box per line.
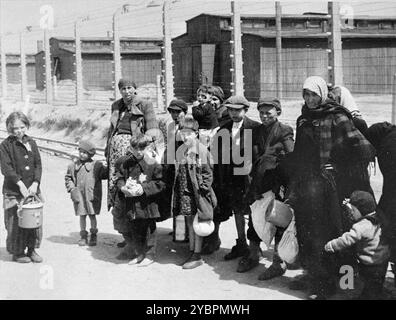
<box><xmin>334</xmin><ymin>86</ymin><xmax>359</xmax><ymax>112</ymax></box>
<box><xmin>302</xmin><ymin>76</ymin><xmax>328</xmax><ymax>105</ymax></box>
<box><xmin>365</xmin><ymin>122</ymin><xmax>396</xmax><ymax>151</ymax></box>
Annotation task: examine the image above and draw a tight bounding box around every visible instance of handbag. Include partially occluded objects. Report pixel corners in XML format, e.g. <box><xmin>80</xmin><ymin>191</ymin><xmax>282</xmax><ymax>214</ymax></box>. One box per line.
<box><xmin>278</xmin><ymin>217</ymin><xmax>299</xmax><ymax>264</ymax></box>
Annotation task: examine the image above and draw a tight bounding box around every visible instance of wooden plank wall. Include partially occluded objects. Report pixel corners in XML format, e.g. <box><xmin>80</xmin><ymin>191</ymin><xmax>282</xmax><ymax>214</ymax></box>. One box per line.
<box><xmin>121</xmin><ymin>54</ymin><xmax>161</xmax><ymax>87</ymax></box>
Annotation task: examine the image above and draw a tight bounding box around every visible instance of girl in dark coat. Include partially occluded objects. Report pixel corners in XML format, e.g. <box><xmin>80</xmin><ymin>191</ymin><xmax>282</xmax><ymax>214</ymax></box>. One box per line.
<box><xmin>365</xmin><ymin>122</ymin><xmax>396</xmax><ymax>284</ymax></box>
<box><xmin>0</xmin><ymin>112</ymin><xmax>43</xmax><ymax>263</ymax></box>
<box><xmin>286</xmin><ymin>76</ymin><xmax>375</xmax><ymax>299</ymax></box>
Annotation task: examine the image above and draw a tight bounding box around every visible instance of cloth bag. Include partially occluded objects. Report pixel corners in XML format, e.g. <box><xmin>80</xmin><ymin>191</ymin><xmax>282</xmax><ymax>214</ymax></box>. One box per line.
<box><xmin>278</xmin><ymin>217</ymin><xmax>299</xmax><ymax>264</ymax></box>
<box><xmin>250</xmin><ymin>191</ymin><xmax>277</xmax><ymax>248</ymax></box>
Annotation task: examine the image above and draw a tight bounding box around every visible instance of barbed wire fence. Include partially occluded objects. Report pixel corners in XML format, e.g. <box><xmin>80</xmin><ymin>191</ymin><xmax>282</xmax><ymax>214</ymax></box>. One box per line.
<box><xmin>0</xmin><ymin>0</ymin><xmax>395</xmax><ymax>122</ymax></box>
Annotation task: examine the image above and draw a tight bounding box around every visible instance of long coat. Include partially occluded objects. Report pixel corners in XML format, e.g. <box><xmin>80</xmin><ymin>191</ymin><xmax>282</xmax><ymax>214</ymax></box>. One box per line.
<box><xmin>248</xmin><ymin>120</ymin><xmax>294</xmax><ymax>201</ymax></box>
<box><xmin>65</xmin><ymin>159</ymin><xmax>108</xmax><ymax>216</ymax></box>
<box><xmin>213</xmin><ymin>116</ymin><xmax>261</xmax><ymax>222</ymax></box>
<box><xmin>112</xmin><ymin>154</ymin><xmax>165</xmax><ymax>233</ymax></box>
<box><xmin>170</xmin><ymin>142</ymin><xmax>217</xmax><ymax>221</ymax></box>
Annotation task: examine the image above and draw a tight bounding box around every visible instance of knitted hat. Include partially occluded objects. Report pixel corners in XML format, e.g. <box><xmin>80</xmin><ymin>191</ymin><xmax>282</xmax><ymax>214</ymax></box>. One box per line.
<box><xmin>168</xmin><ymin>99</ymin><xmax>188</xmax><ymax>113</ymax></box>
<box><xmin>224</xmin><ymin>95</ymin><xmax>250</xmax><ymax>109</ymax></box>
<box><xmin>118</xmin><ymin>78</ymin><xmax>137</xmax><ymax>90</ymax></box>
<box><xmin>257</xmin><ymin>97</ymin><xmax>282</xmax><ymax>114</ymax></box>
<box><xmin>349</xmin><ymin>191</ymin><xmax>376</xmax><ymax>216</ymax></box>
<box><xmin>78</xmin><ymin>140</ymin><xmax>96</xmax><ymax>156</ymax></box>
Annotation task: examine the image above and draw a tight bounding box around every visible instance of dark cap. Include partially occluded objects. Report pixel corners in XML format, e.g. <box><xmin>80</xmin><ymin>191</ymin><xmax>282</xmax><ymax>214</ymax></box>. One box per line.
<box><xmin>350</xmin><ymin>191</ymin><xmax>376</xmax><ymax>216</ymax></box>
<box><xmin>78</xmin><ymin>140</ymin><xmax>96</xmax><ymax>157</ymax></box>
<box><xmin>257</xmin><ymin>97</ymin><xmax>281</xmax><ymax>112</ymax></box>
<box><xmin>118</xmin><ymin>78</ymin><xmax>137</xmax><ymax>90</ymax></box>
<box><xmin>167</xmin><ymin>99</ymin><xmax>188</xmax><ymax>113</ymax></box>
<box><xmin>224</xmin><ymin>95</ymin><xmax>250</xmax><ymax>109</ymax></box>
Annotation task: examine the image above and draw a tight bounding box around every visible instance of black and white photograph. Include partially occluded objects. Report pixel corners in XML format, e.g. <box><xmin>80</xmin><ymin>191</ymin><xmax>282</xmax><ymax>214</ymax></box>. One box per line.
<box><xmin>0</xmin><ymin>0</ymin><xmax>396</xmax><ymax>303</ymax></box>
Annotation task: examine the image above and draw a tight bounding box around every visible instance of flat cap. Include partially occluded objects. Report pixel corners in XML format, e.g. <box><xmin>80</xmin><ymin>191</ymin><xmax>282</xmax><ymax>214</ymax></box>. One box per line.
<box><xmin>224</xmin><ymin>95</ymin><xmax>250</xmax><ymax>109</ymax></box>
<box><xmin>257</xmin><ymin>97</ymin><xmax>281</xmax><ymax>112</ymax></box>
<box><xmin>167</xmin><ymin>99</ymin><xmax>188</xmax><ymax>113</ymax></box>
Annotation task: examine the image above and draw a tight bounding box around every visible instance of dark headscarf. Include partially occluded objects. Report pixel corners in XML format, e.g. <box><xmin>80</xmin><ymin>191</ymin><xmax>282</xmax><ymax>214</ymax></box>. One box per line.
<box><xmin>365</xmin><ymin>122</ymin><xmax>396</xmax><ymax>151</ymax></box>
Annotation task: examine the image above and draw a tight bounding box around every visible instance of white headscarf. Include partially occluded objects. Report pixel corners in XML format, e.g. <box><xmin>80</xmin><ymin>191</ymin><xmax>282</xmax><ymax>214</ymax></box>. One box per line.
<box><xmin>334</xmin><ymin>85</ymin><xmax>359</xmax><ymax>112</ymax></box>
<box><xmin>302</xmin><ymin>76</ymin><xmax>328</xmax><ymax>105</ymax></box>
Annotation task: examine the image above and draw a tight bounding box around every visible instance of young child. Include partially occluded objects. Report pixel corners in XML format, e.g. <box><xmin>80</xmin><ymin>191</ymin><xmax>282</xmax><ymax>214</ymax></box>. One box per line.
<box><xmin>192</xmin><ymin>85</ymin><xmax>219</xmax><ymax>145</ymax></box>
<box><xmin>172</xmin><ymin>116</ymin><xmax>216</xmax><ymax>269</ymax></box>
<box><xmin>324</xmin><ymin>190</ymin><xmax>390</xmax><ymax>299</ymax></box>
<box><xmin>65</xmin><ymin>140</ymin><xmax>108</xmax><ymax>246</ymax></box>
<box><xmin>114</xmin><ymin>134</ymin><xmax>166</xmax><ymax>266</ymax></box>
<box><xmin>0</xmin><ymin>111</ymin><xmax>43</xmax><ymax>263</ymax></box>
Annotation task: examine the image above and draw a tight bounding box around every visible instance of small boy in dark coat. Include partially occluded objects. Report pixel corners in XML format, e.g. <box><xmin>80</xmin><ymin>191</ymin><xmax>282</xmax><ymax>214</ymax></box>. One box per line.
<box><xmin>114</xmin><ymin>133</ymin><xmax>166</xmax><ymax>266</ymax></box>
<box><xmin>65</xmin><ymin>140</ymin><xmax>108</xmax><ymax>246</ymax></box>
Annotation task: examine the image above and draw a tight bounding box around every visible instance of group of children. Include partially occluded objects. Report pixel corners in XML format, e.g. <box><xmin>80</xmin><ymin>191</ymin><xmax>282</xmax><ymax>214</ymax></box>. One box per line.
<box><xmin>0</xmin><ymin>80</ymin><xmax>394</xmax><ymax>299</ymax></box>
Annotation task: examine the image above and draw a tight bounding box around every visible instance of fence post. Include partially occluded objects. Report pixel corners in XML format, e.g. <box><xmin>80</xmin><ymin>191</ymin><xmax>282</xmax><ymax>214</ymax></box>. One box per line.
<box><xmin>113</xmin><ymin>11</ymin><xmax>122</xmax><ymax>101</ymax></box>
<box><xmin>162</xmin><ymin>0</ymin><xmax>174</xmax><ymax>109</ymax></box>
<box><xmin>231</xmin><ymin>0</ymin><xmax>244</xmax><ymax>96</ymax></box>
<box><xmin>74</xmin><ymin>20</ymin><xmax>83</xmax><ymax>107</ymax></box>
<box><xmin>392</xmin><ymin>74</ymin><xmax>396</xmax><ymax>125</ymax></box>
<box><xmin>44</xmin><ymin>29</ymin><xmax>53</xmax><ymax>104</ymax></box>
<box><xmin>0</xmin><ymin>34</ymin><xmax>7</xmax><ymax>98</ymax></box>
<box><xmin>328</xmin><ymin>1</ymin><xmax>343</xmax><ymax>87</ymax></box>
<box><xmin>275</xmin><ymin>1</ymin><xmax>282</xmax><ymax>99</ymax></box>
<box><xmin>156</xmin><ymin>74</ymin><xmax>164</xmax><ymax>111</ymax></box>
<box><xmin>20</xmin><ymin>31</ymin><xmax>27</xmax><ymax>102</ymax></box>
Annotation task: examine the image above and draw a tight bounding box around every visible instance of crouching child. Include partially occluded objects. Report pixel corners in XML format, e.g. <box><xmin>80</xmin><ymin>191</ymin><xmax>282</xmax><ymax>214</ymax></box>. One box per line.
<box><xmin>114</xmin><ymin>133</ymin><xmax>166</xmax><ymax>266</ymax></box>
<box><xmin>324</xmin><ymin>191</ymin><xmax>390</xmax><ymax>299</ymax></box>
<box><xmin>65</xmin><ymin>140</ymin><xmax>108</xmax><ymax>246</ymax></box>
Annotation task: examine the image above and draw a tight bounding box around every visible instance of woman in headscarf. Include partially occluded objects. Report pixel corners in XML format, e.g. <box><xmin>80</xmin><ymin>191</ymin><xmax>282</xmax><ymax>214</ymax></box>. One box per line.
<box><xmin>328</xmin><ymin>85</ymin><xmax>368</xmax><ymax>135</ymax></box>
<box><xmin>365</xmin><ymin>122</ymin><xmax>396</xmax><ymax>285</ymax></box>
<box><xmin>286</xmin><ymin>76</ymin><xmax>375</xmax><ymax>299</ymax></box>
<box><xmin>105</xmin><ymin>78</ymin><xmax>159</xmax><ymax>259</ymax></box>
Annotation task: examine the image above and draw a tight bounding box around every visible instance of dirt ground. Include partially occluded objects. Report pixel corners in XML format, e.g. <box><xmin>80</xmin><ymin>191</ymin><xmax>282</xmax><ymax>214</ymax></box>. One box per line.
<box><xmin>0</xmin><ymin>95</ymin><xmax>395</xmax><ymax>300</ymax></box>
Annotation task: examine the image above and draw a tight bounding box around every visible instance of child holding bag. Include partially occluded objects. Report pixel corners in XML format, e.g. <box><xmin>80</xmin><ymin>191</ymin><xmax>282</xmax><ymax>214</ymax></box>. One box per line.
<box><xmin>0</xmin><ymin>111</ymin><xmax>43</xmax><ymax>263</ymax></box>
<box><xmin>65</xmin><ymin>140</ymin><xmax>108</xmax><ymax>246</ymax></box>
<box><xmin>172</xmin><ymin>116</ymin><xmax>217</xmax><ymax>269</ymax></box>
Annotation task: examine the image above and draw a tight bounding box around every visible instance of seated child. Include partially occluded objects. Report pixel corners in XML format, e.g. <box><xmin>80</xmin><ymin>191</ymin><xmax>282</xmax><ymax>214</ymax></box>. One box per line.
<box><xmin>324</xmin><ymin>190</ymin><xmax>390</xmax><ymax>299</ymax></box>
<box><xmin>65</xmin><ymin>140</ymin><xmax>108</xmax><ymax>246</ymax></box>
<box><xmin>114</xmin><ymin>133</ymin><xmax>166</xmax><ymax>266</ymax></box>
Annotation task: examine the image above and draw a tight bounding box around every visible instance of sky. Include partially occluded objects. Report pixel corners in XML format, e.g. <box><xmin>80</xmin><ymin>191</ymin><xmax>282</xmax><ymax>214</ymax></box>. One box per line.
<box><xmin>1</xmin><ymin>0</ymin><xmax>396</xmax><ymax>53</ymax></box>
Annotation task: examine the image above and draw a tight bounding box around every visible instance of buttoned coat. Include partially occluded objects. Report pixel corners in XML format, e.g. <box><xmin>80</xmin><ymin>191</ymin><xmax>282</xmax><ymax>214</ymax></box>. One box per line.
<box><xmin>65</xmin><ymin>159</ymin><xmax>108</xmax><ymax>216</ymax></box>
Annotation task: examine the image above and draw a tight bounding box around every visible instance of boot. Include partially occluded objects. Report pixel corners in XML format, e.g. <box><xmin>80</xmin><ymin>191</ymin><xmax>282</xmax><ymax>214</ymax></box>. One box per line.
<box><xmin>224</xmin><ymin>238</ymin><xmax>249</xmax><ymax>261</ymax></box>
<box><xmin>89</xmin><ymin>228</ymin><xmax>98</xmax><ymax>246</ymax></box>
<box><xmin>27</xmin><ymin>248</ymin><xmax>43</xmax><ymax>263</ymax></box>
<box><xmin>201</xmin><ymin>222</ymin><xmax>221</xmax><ymax>255</ymax></box>
<box><xmin>78</xmin><ymin>230</ymin><xmax>88</xmax><ymax>246</ymax></box>
<box><xmin>13</xmin><ymin>254</ymin><xmax>31</xmax><ymax>263</ymax></box>
<box><xmin>236</xmin><ymin>241</ymin><xmax>260</xmax><ymax>273</ymax></box>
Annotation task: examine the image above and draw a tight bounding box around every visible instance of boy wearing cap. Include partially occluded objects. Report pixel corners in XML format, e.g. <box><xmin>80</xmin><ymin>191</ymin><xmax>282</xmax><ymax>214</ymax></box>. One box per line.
<box><xmin>65</xmin><ymin>140</ymin><xmax>108</xmax><ymax>246</ymax></box>
<box><xmin>240</xmin><ymin>98</ymin><xmax>294</xmax><ymax>275</ymax></box>
<box><xmin>212</xmin><ymin>95</ymin><xmax>260</xmax><ymax>264</ymax></box>
<box><xmin>325</xmin><ymin>191</ymin><xmax>390</xmax><ymax>299</ymax></box>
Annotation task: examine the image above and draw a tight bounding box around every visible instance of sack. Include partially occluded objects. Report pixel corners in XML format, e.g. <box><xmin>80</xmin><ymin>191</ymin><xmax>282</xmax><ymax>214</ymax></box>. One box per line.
<box><xmin>265</xmin><ymin>200</ymin><xmax>294</xmax><ymax>228</ymax></box>
<box><xmin>250</xmin><ymin>191</ymin><xmax>277</xmax><ymax>248</ymax></box>
<box><xmin>278</xmin><ymin>218</ymin><xmax>299</xmax><ymax>264</ymax></box>
<box><xmin>196</xmin><ymin>189</ymin><xmax>216</xmax><ymax>221</ymax></box>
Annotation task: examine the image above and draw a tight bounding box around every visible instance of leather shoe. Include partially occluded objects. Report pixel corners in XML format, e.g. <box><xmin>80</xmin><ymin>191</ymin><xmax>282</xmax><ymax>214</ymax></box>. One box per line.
<box><xmin>27</xmin><ymin>249</ymin><xmax>43</xmax><ymax>263</ymax></box>
<box><xmin>236</xmin><ymin>256</ymin><xmax>259</xmax><ymax>273</ymax></box>
<box><xmin>128</xmin><ymin>254</ymin><xmax>145</xmax><ymax>265</ymax></box>
<box><xmin>258</xmin><ymin>263</ymin><xmax>286</xmax><ymax>280</ymax></box>
<box><xmin>182</xmin><ymin>253</ymin><xmax>203</xmax><ymax>269</ymax></box>
<box><xmin>13</xmin><ymin>254</ymin><xmax>31</xmax><ymax>263</ymax></box>
<box><xmin>224</xmin><ymin>239</ymin><xmax>249</xmax><ymax>261</ymax></box>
